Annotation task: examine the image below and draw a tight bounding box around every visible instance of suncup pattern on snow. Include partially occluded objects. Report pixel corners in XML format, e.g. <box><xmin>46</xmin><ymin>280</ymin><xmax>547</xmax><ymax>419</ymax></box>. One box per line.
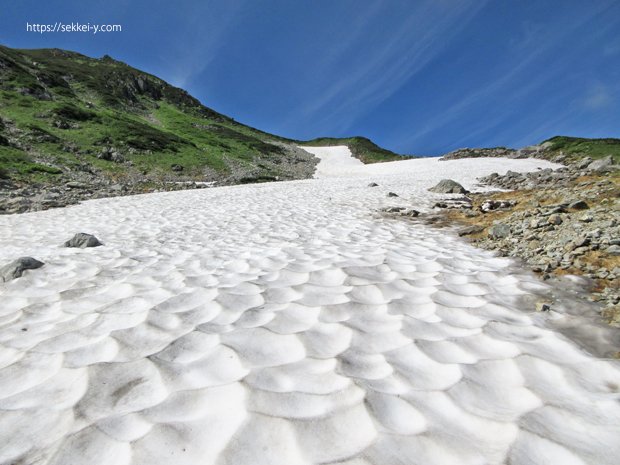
<box><xmin>0</xmin><ymin>150</ymin><xmax>619</xmax><ymax>465</ymax></box>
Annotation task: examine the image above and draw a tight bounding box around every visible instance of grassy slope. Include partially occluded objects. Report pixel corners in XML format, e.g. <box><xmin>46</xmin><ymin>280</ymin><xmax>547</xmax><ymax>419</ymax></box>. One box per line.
<box><xmin>301</xmin><ymin>137</ymin><xmax>407</xmax><ymax>163</ymax></box>
<box><xmin>0</xmin><ymin>46</ymin><xmax>299</xmax><ymax>184</ymax></box>
<box><xmin>542</xmin><ymin>136</ymin><xmax>620</xmax><ymax>163</ymax></box>
<box><xmin>0</xmin><ymin>45</ymin><xmax>405</xmax><ymax>186</ymax></box>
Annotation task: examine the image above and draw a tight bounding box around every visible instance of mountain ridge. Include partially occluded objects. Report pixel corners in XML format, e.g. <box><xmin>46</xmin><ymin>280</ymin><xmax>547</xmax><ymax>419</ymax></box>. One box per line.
<box><xmin>0</xmin><ymin>44</ymin><xmax>405</xmax><ymax>188</ymax></box>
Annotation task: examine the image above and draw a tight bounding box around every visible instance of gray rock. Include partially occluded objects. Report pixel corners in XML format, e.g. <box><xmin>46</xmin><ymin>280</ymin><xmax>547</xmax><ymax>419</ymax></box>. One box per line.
<box><xmin>547</xmin><ymin>214</ymin><xmax>563</xmax><ymax>225</ymax></box>
<box><xmin>575</xmin><ymin>157</ymin><xmax>593</xmax><ymax>170</ymax></box>
<box><xmin>488</xmin><ymin>223</ymin><xmax>511</xmax><ymax>239</ymax></box>
<box><xmin>481</xmin><ymin>199</ymin><xmax>516</xmax><ymax>212</ymax></box>
<box><xmin>96</xmin><ymin>147</ymin><xmax>125</xmax><ymax>163</ymax></box>
<box><xmin>110</xmin><ymin>152</ymin><xmax>125</xmax><ymax>163</ymax></box>
<box><xmin>607</xmin><ymin>245</ymin><xmax>620</xmax><ymax>256</ymax></box>
<box><xmin>440</xmin><ymin>147</ymin><xmax>516</xmax><ymax>160</ymax></box>
<box><xmin>428</xmin><ymin>179</ymin><xmax>469</xmax><ymax>194</ymax></box>
<box><xmin>368</xmin><ymin>182</ymin><xmax>379</xmax><ymax>187</ymax></box>
<box><xmin>458</xmin><ymin>225</ymin><xmax>484</xmax><ymax>236</ymax></box>
<box><xmin>529</xmin><ymin>218</ymin><xmax>546</xmax><ymax>229</ymax></box>
<box><xmin>0</xmin><ymin>257</ymin><xmax>44</xmax><ymax>282</ymax></box>
<box><xmin>383</xmin><ymin>206</ymin><xmax>406</xmax><ymax>213</ymax></box>
<box><xmin>64</xmin><ymin>233</ymin><xmax>103</xmax><ymax>248</ymax></box>
<box><xmin>171</xmin><ymin>164</ymin><xmax>184</xmax><ymax>172</ymax></box>
<box><xmin>587</xmin><ymin>155</ymin><xmax>614</xmax><ymax>172</ymax></box>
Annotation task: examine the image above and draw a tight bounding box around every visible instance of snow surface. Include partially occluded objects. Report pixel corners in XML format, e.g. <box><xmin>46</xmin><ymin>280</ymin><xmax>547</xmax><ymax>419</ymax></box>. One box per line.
<box><xmin>305</xmin><ymin>145</ymin><xmax>365</xmax><ymax>177</ymax></box>
<box><xmin>1</xmin><ymin>147</ymin><xmax>619</xmax><ymax>465</ymax></box>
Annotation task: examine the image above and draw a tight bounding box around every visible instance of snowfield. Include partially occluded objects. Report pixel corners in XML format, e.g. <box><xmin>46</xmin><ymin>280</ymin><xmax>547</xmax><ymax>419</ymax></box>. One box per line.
<box><xmin>0</xmin><ymin>147</ymin><xmax>619</xmax><ymax>465</ymax></box>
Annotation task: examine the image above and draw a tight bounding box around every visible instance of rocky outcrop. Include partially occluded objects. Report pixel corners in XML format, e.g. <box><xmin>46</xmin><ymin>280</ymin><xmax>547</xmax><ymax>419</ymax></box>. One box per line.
<box><xmin>440</xmin><ymin>147</ymin><xmax>516</xmax><ymax>160</ymax></box>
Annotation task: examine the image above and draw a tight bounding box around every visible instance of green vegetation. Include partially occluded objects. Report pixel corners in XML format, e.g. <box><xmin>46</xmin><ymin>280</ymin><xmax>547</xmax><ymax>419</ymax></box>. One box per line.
<box><xmin>302</xmin><ymin>136</ymin><xmax>406</xmax><ymax>163</ymax></box>
<box><xmin>542</xmin><ymin>136</ymin><xmax>620</xmax><ymax>163</ymax></box>
<box><xmin>52</xmin><ymin>104</ymin><xmax>99</xmax><ymax>122</ymax></box>
<box><xmin>0</xmin><ymin>146</ymin><xmax>62</xmax><ymax>182</ymax></box>
<box><xmin>0</xmin><ymin>44</ymin><xmax>405</xmax><ymax>186</ymax></box>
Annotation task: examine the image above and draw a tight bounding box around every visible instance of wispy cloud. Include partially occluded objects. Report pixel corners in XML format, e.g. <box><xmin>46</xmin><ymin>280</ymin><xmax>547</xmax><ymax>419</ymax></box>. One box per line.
<box><xmin>162</xmin><ymin>0</ymin><xmax>246</xmax><ymax>88</ymax></box>
<box><xmin>583</xmin><ymin>83</ymin><xmax>613</xmax><ymax>110</ymax></box>
<box><xmin>392</xmin><ymin>1</ymin><xmax>618</xmax><ymax>150</ymax></box>
<box><xmin>279</xmin><ymin>0</ymin><xmax>489</xmax><ymax>135</ymax></box>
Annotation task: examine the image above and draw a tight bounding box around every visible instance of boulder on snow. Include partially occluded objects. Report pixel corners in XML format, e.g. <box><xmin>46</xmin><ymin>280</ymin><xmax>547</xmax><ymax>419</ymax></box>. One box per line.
<box><xmin>0</xmin><ymin>257</ymin><xmax>44</xmax><ymax>282</ymax></box>
<box><xmin>428</xmin><ymin>179</ymin><xmax>469</xmax><ymax>194</ymax></box>
<box><xmin>64</xmin><ymin>233</ymin><xmax>103</xmax><ymax>248</ymax></box>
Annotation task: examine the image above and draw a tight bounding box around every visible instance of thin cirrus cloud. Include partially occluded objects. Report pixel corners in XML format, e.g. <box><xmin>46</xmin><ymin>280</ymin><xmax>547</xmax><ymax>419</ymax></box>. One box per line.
<box><xmin>155</xmin><ymin>0</ymin><xmax>246</xmax><ymax>89</ymax></box>
<box><xmin>390</xmin><ymin>1</ymin><xmax>619</xmax><ymax>152</ymax></box>
<box><xmin>583</xmin><ymin>84</ymin><xmax>613</xmax><ymax>110</ymax></box>
<box><xmin>277</xmin><ymin>0</ymin><xmax>490</xmax><ymax>136</ymax></box>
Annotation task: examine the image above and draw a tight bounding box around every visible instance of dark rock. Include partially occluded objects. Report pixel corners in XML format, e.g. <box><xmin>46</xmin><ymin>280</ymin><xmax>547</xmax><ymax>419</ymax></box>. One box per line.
<box><xmin>402</xmin><ymin>209</ymin><xmax>420</xmax><ymax>217</ymax></box>
<box><xmin>171</xmin><ymin>164</ymin><xmax>184</xmax><ymax>172</ymax></box>
<box><xmin>64</xmin><ymin>233</ymin><xmax>103</xmax><ymax>248</ymax></box>
<box><xmin>387</xmin><ymin>192</ymin><xmax>399</xmax><ymax>197</ymax></box>
<box><xmin>65</xmin><ymin>181</ymin><xmax>89</xmax><ymax>189</ymax></box>
<box><xmin>547</xmin><ymin>206</ymin><xmax>567</xmax><ymax>215</ymax></box>
<box><xmin>429</xmin><ymin>179</ymin><xmax>469</xmax><ymax>194</ymax></box>
<box><xmin>368</xmin><ymin>182</ymin><xmax>379</xmax><ymax>187</ymax></box>
<box><xmin>568</xmin><ymin>200</ymin><xmax>589</xmax><ymax>210</ymax></box>
<box><xmin>0</xmin><ymin>257</ymin><xmax>44</xmax><ymax>282</ymax></box>
<box><xmin>535</xmin><ymin>302</ymin><xmax>551</xmax><ymax>312</ymax></box>
<box><xmin>53</xmin><ymin>119</ymin><xmax>71</xmax><ymax>129</ymax></box>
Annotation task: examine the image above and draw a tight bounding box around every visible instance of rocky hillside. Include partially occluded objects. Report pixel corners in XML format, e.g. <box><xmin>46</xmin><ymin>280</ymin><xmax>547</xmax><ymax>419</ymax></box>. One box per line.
<box><xmin>441</xmin><ymin>136</ymin><xmax>620</xmax><ymax>164</ymax></box>
<box><xmin>424</xmin><ymin>157</ymin><xmax>619</xmax><ymax>325</ymax></box>
<box><xmin>0</xmin><ymin>45</ymin><xmax>404</xmax><ymax>196</ymax></box>
<box><xmin>440</xmin><ymin>147</ymin><xmax>516</xmax><ymax>160</ymax></box>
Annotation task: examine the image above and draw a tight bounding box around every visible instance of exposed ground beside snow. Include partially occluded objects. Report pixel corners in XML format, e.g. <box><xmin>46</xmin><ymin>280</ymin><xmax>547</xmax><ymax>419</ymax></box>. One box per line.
<box><xmin>0</xmin><ymin>147</ymin><xmax>619</xmax><ymax>465</ymax></box>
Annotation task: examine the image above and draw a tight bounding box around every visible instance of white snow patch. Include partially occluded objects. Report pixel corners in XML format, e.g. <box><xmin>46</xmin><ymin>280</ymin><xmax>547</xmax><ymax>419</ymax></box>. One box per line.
<box><xmin>1</xmin><ymin>149</ymin><xmax>619</xmax><ymax>465</ymax></box>
<box><xmin>301</xmin><ymin>145</ymin><xmax>365</xmax><ymax>178</ymax></box>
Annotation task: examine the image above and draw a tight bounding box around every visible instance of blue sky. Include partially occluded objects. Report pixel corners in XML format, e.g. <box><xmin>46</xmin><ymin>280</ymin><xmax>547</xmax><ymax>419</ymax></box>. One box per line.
<box><xmin>1</xmin><ymin>0</ymin><xmax>619</xmax><ymax>155</ymax></box>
